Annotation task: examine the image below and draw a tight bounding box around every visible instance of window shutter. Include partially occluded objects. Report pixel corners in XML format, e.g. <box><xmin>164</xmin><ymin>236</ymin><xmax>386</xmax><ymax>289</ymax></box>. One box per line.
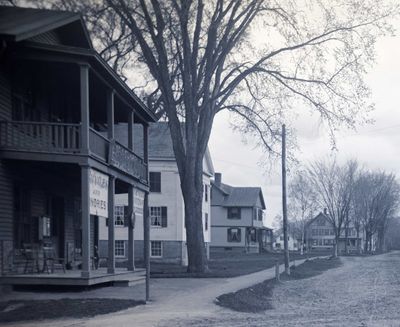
<box><xmin>124</xmin><ymin>205</ymin><xmax>129</xmax><ymax>227</ymax></box>
<box><xmin>105</xmin><ymin>218</ymin><xmax>109</xmax><ymax>226</ymax></box>
<box><xmin>161</xmin><ymin>207</ymin><xmax>168</xmax><ymax>227</ymax></box>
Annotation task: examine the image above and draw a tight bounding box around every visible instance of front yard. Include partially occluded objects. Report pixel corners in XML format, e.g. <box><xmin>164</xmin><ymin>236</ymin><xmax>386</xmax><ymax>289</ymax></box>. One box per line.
<box><xmin>150</xmin><ymin>250</ymin><xmax>331</xmax><ymax>277</ymax></box>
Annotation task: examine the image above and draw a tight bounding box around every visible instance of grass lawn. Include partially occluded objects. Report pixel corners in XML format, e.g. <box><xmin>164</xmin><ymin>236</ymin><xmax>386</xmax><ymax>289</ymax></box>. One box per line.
<box><xmin>0</xmin><ymin>298</ymin><xmax>145</xmax><ymax>323</ymax></box>
<box><xmin>215</xmin><ymin>256</ymin><xmax>342</xmax><ymax>313</ymax></box>
<box><xmin>150</xmin><ymin>251</ymin><xmax>331</xmax><ymax>278</ymax></box>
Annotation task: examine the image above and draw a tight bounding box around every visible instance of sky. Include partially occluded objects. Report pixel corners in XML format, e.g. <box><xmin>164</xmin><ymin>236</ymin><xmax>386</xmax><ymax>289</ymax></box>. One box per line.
<box><xmin>208</xmin><ymin>21</ymin><xmax>400</xmax><ymax>228</ymax></box>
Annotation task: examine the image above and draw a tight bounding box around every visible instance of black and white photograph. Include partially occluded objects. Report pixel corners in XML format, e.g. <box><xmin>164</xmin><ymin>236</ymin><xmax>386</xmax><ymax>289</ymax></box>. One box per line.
<box><xmin>0</xmin><ymin>0</ymin><xmax>400</xmax><ymax>326</ymax></box>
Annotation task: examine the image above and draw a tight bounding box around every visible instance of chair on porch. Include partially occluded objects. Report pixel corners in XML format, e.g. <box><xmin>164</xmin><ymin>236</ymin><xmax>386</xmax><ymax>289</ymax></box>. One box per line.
<box><xmin>43</xmin><ymin>246</ymin><xmax>66</xmax><ymax>273</ymax></box>
<box><xmin>22</xmin><ymin>243</ymin><xmax>40</xmax><ymax>274</ymax></box>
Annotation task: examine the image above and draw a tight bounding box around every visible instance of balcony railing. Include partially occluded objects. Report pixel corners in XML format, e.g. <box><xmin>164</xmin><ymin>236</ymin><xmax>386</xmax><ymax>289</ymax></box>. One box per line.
<box><xmin>0</xmin><ymin>120</ymin><xmax>80</xmax><ymax>153</ymax></box>
<box><xmin>0</xmin><ymin>121</ymin><xmax>148</xmax><ymax>182</ymax></box>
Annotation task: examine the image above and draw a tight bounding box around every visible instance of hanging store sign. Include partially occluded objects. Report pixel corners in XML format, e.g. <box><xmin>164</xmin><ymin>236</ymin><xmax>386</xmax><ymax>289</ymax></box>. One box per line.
<box><xmin>89</xmin><ymin>168</ymin><xmax>109</xmax><ymax>217</ymax></box>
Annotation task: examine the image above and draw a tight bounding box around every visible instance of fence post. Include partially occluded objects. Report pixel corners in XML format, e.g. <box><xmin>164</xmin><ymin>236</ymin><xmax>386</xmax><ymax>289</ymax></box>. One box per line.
<box><xmin>275</xmin><ymin>260</ymin><xmax>280</xmax><ymax>281</ymax></box>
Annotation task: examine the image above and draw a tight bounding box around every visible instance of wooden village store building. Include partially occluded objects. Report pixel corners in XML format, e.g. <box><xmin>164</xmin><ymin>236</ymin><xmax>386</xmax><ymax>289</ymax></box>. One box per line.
<box><xmin>0</xmin><ymin>7</ymin><xmax>156</xmax><ymax>287</ymax></box>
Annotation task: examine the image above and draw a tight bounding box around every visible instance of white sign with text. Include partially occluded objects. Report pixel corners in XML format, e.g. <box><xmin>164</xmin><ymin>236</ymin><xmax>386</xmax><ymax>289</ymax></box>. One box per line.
<box><xmin>89</xmin><ymin>168</ymin><xmax>109</xmax><ymax>217</ymax></box>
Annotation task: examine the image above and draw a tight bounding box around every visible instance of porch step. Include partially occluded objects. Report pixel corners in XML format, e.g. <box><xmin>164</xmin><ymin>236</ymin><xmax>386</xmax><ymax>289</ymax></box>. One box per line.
<box><xmin>113</xmin><ymin>272</ymin><xmax>146</xmax><ymax>287</ymax></box>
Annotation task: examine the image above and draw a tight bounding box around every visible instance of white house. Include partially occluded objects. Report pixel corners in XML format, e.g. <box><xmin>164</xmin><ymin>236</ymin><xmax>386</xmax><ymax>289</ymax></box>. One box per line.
<box><xmin>99</xmin><ymin>122</ymin><xmax>214</xmax><ymax>265</ymax></box>
<box><xmin>272</xmin><ymin>229</ymin><xmax>299</xmax><ymax>251</ymax></box>
<box><xmin>210</xmin><ymin>173</ymin><xmax>272</xmax><ymax>253</ymax></box>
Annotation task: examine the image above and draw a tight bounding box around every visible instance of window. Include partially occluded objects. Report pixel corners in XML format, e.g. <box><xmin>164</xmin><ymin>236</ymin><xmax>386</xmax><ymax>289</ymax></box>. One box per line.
<box><xmin>151</xmin><ymin>241</ymin><xmax>162</xmax><ymax>257</ymax></box>
<box><xmin>227</xmin><ymin>228</ymin><xmax>241</xmax><ymax>242</ymax></box>
<box><xmin>258</xmin><ymin>209</ymin><xmax>263</xmax><ymax>221</ymax></box>
<box><xmin>150</xmin><ymin>206</ymin><xmax>167</xmax><ymax>227</ymax></box>
<box><xmin>149</xmin><ymin>172</ymin><xmax>161</xmax><ymax>192</ymax></box>
<box><xmin>205</xmin><ymin>213</ymin><xmax>208</xmax><ymax>231</ymax></box>
<box><xmin>227</xmin><ymin>207</ymin><xmax>241</xmax><ymax>219</ymax></box>
<box><xmin>115</xmin><ymin>206</ymin><xmax>125</xmax><ymax>226</ymax></box>
<box><xmin>115</xmin><ymin>240</ymin><xmax>125</xmax><ymax>257</ymax></box>
<box><xmin>204</xmin><ymin>184</ymin><xmax>208</xmax><ymax>202</ymax></box>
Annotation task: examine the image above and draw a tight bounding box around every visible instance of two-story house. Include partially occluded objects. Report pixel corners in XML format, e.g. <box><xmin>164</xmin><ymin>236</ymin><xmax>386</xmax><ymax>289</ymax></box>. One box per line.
<box><xmin>99</xmin><ymin>122</ymin><xmax>214</xmax><ymax>266</ymax></box>
<box><xmin>305</xmin><ymin>210</ymin><xmax>366</xmax><ymax>253</ymax></box>
<box><xmin>0</xmin><ymin>6</ymin><xmax>156</xmax><ymax>287</ymax></box>
<box><xmin>210</xmin><ymin>173</ymin><xmax>272</xmax><ymax>253</ymax></box>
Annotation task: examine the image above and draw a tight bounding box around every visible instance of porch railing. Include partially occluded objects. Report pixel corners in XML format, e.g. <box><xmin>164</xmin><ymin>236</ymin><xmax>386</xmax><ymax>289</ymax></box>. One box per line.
<box><xmin>0</xmin><ymin>120</ymin><xmax>80</xmax><ymax>153</ymax></box>
<box><xmin>89</xmin><ymin>127</ymin><xmax>109</xmax><ymax>161</ymax></box>
<box><xmin>0</xmin><ymin>120</ymin><xmax>148</xmax><ymax>182</ymax></box>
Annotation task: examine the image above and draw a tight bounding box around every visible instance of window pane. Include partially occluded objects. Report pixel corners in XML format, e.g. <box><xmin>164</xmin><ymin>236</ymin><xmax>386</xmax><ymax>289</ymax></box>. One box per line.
<box><xmin>115</xmin><ymin>240</ymin><xmax>125</xmax><ymax>257</ymax></box>
<box><xmin>114</xmin><ymin>206</ymin><xmax>125</xmax><ymax>226</ymax></box>
<box><xmin>151</xmin><ymin>241</ymin><xmax>162</xmax><ymax>257</ymax></box>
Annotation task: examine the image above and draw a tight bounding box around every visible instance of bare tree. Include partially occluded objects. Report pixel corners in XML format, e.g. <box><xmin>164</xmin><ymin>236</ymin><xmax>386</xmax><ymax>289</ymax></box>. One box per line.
<box><xmin>6</xmin><ymin>0</ymin><xmax>398</xmax><ymax>271</ymax></box>
<box><xmin>355</xmin><ymin>171</ymin><xmax>399</xmax><ymax>253</ymax></box>
<box><xmin>307</xmin><ymin>159</ymin><xmax>358</xmax><ymax>257</ymax></box>
<box><xmin>288</xmin><ymin>170</ymin><xmax>317</xmax><ymax>254</ymax></box>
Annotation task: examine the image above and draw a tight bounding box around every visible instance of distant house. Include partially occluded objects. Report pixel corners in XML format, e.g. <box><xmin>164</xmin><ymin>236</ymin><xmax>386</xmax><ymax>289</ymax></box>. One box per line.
<box><xmin>272</xmin><ymin>229</ymin><xmax>299</xmax><ymax>251</ymax></box>
<box><xmin>305</xmin><ymin>210</ymin><xmax>366</xmax><ymax>253</ymax></box>
<box><xmin>210</xmin><ymin>173</ymin><xmax>272</xmax><ymax>253</ymax></box>
<box><xmin>99</xmin><ymin>122</ymin><xmax>215</xmax><ymax>265</ymax></box>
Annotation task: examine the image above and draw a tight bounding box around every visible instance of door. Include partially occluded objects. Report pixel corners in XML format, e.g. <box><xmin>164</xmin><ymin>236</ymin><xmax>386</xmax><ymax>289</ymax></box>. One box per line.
<box><xmin>51</xmin><ymin>197</ymin><xmax>65</xmax><ymax>258</ymax></box>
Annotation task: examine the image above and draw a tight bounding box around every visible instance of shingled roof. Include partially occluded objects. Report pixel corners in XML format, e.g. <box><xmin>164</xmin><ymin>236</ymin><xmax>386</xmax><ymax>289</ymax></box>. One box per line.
<box><xmin>113</xmin><ymin>122</ymin><xmax>175</xmax><ymax>159</ymax></box>
<box><xmin>0</xmin><ymin>6</ymin><xmax>92</xmax><ymax>48</ymax></box>
<box><xmin>212</xmin><ymin>181</ymin><xmax>266</xmax><ymax>209</ymax></box>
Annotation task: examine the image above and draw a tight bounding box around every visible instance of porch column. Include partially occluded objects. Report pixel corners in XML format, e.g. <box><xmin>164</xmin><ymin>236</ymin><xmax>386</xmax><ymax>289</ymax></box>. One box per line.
<box><xmin>144</xmin><ymin>191</ymin><xmax>150</xmax><ymax>301</ymax></box>
<box><xmin>81</xmin><ymin>165</ymin><xmax>91</xmax><ymax>278</ymax></box>
<box><xmin>128</xmin><ymin>111</ymin><xmax>134</xmax><ymax>150</ymax></box>
<box><xmin>127</xmin><ymin>185</ymin><xmax>135</xmax><ymax>271</ymax></box>
<box><xmin>80</xmin><ymin>64</ymin><xmax>90</xmax><ymax>153</ymax></box>
<box><xmin>107</xmin><ymin>89</ymin><xmax>115</xmax><ymax>139</ymax></box>
<box><xmin>143</xmin><ymin>124</ymin><xmax>150</xmax><ymax>301</ymax></box>
<box><xmin>107</xmin><ymin>175</ymin><xmax>115</xmax><ymax>274</ymax></box>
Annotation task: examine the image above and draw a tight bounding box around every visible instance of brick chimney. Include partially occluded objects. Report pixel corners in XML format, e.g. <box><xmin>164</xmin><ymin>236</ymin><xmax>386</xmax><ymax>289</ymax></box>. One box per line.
<box><xmin>323</xmin><ymin>208</ymin><xmax>328</xmax><ymax>215</ymax></box>
<box><xmin>214</xmin><ymin>172</ymin><xmax>221</xmax><ymax>187</ymax></box>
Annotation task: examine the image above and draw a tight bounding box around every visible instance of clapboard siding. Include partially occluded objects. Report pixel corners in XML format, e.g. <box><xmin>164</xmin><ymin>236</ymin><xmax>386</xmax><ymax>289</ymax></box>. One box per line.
<box><xmin>0</xmin><ymin>161</ymin><xmax>13</xmax><ymax>275</ymax></box>
<box><xmin>29</xmin><ymin>30</ymin><xmax>62</xmax><ymax>45</ymax></box>
<box><xmin>0</xmin><ymin>69</ymin><xmax>11</xmax><ymax>121</ymax></box>
<box><xmin>0</xmin><ymin>161</ymin><xmax>13</xmax><ymax>241</ymax></box>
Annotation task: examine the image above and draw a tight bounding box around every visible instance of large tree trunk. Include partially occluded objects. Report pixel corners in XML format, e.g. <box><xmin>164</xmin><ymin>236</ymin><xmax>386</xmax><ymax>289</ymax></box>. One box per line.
<box><xmin>300</xmin><ymin>227</ymin><xmax>304</xmax><ymax>255</ymax></box>
<box><xmin>181</xmin><ymin>159</ymin><xmax>208</xmax><ymax>273</ymax></box>
<box><xmin>333</xmin><ymin>234</ymin><xmax>339</xmax><ymax>258</ymax></box>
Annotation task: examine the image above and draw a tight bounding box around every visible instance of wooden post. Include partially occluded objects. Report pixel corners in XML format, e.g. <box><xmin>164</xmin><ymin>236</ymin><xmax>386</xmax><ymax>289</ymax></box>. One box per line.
<box><xmin>80</xmin><ymin>64</ymin><xmax>90</xmax><ymax>153</ymax></box>
<box><xmin>127</xmin><ymin>185</ymin><xmax>135</xmax><ymax>271</ymax></box>
<box><xmin>81</xmin><ymin>165</ymin><xmax>91</xmax><ymax>278</ymax></box>
<box><xmin>282</xmin><ymin>124</ymin><xmax>290</xmax><ymax>275</ymax></box>
<box><xmin>107</xmin><ymin>175</ymin><xmax>115</xmax><ymax>274</ymax></box>
<box><xmin>128</xmin><ymin>111</ymin><xmax>134</xmax><ymax>150</ymax></box>
<box><xmin>107</xmin><ymin>89</ymin><xmax>114</xmax><ymax>140</ymax></box>
<box><xmin>143</xmin><ymin>124</ymin><xmax>150</xmax><ymax>301</ymax></box>
<box><xmin>275</xmin><ymin>260</ymin><xmax>280</xmax><ymax>281</ymax></box>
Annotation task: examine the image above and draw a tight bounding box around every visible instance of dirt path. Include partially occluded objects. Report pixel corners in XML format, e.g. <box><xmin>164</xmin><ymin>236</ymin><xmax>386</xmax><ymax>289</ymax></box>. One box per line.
<box><xmin>168</xmin><ymin>251</ymin><xmax>400</xmax><ymax>327</ymax></box>
<box><xmin>4</xmin><ymin>252</ymin><xmax>400</xmax><ymax>327</ymax></box>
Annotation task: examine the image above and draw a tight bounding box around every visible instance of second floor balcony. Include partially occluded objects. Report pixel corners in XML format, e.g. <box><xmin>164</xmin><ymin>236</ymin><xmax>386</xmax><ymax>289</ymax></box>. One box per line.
<box><xmin>0</xmin><ymin>120</ymin><xmax>148</xmax><ymax>183</ymax></box>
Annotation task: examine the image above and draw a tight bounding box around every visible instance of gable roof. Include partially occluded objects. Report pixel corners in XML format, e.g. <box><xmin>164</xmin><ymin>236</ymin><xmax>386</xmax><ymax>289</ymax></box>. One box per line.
<box><xmin>0</xmin><ymin>6</ymin><xmax>92</xmax><ymax>48</ymax></box>
<box><xmin>306</xmin><ymin>211</ymin><xmax>330</xmax><ymax>227</ymax></box>
<box><xmin>211</xmin><ymin>182</ymin><xmax>266</xmax><ymax>209</ymax></box>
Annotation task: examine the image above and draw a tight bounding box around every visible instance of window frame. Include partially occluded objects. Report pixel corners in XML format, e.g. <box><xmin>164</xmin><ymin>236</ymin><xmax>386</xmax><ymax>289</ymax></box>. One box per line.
<box><xmin>114</xmin><ymin>205</ymin><xmax>125</xmax><ymax>227</ymax></box>
<box><xmin>227</xmin><ymin>227</ymin><xmax>242</xmax><ymax>243</ymax></box>
<box><xmin>151</xmin><ymin>241</ymin><xmax>163</xmax><ymax>257</ymax></box>
<box><xmin>227</xmin><ymin>207</ymin><xmax>241</xmax><ymax>220</ymax></box>
<box><xmin>115</xmin><ymin>240</ymin><xmax>125</xmax><ymax>257</ymax></box>
<box><xmin>150</xmin><ymin>206</ymin><xmax>167</xmax><ymax>228</ymax></box>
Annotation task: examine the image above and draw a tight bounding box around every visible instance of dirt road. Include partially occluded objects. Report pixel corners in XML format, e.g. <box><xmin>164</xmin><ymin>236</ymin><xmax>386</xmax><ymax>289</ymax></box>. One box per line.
<box><xmin>169</xmin><ymin>251</ymin><xmax>400</xmax><ymax>327</ymax></box>
<box><xmin>5</xmin><ymin>252</ymin><xmax>400</xmax><ymax>327</ymax></box>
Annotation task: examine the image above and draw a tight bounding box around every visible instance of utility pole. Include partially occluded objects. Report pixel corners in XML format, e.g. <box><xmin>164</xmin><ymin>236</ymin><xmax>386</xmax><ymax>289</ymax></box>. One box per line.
<box><xmin>282</xmin><ymin>124</ymin><xmax>290</xmax><ymax>275</ymax></box>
